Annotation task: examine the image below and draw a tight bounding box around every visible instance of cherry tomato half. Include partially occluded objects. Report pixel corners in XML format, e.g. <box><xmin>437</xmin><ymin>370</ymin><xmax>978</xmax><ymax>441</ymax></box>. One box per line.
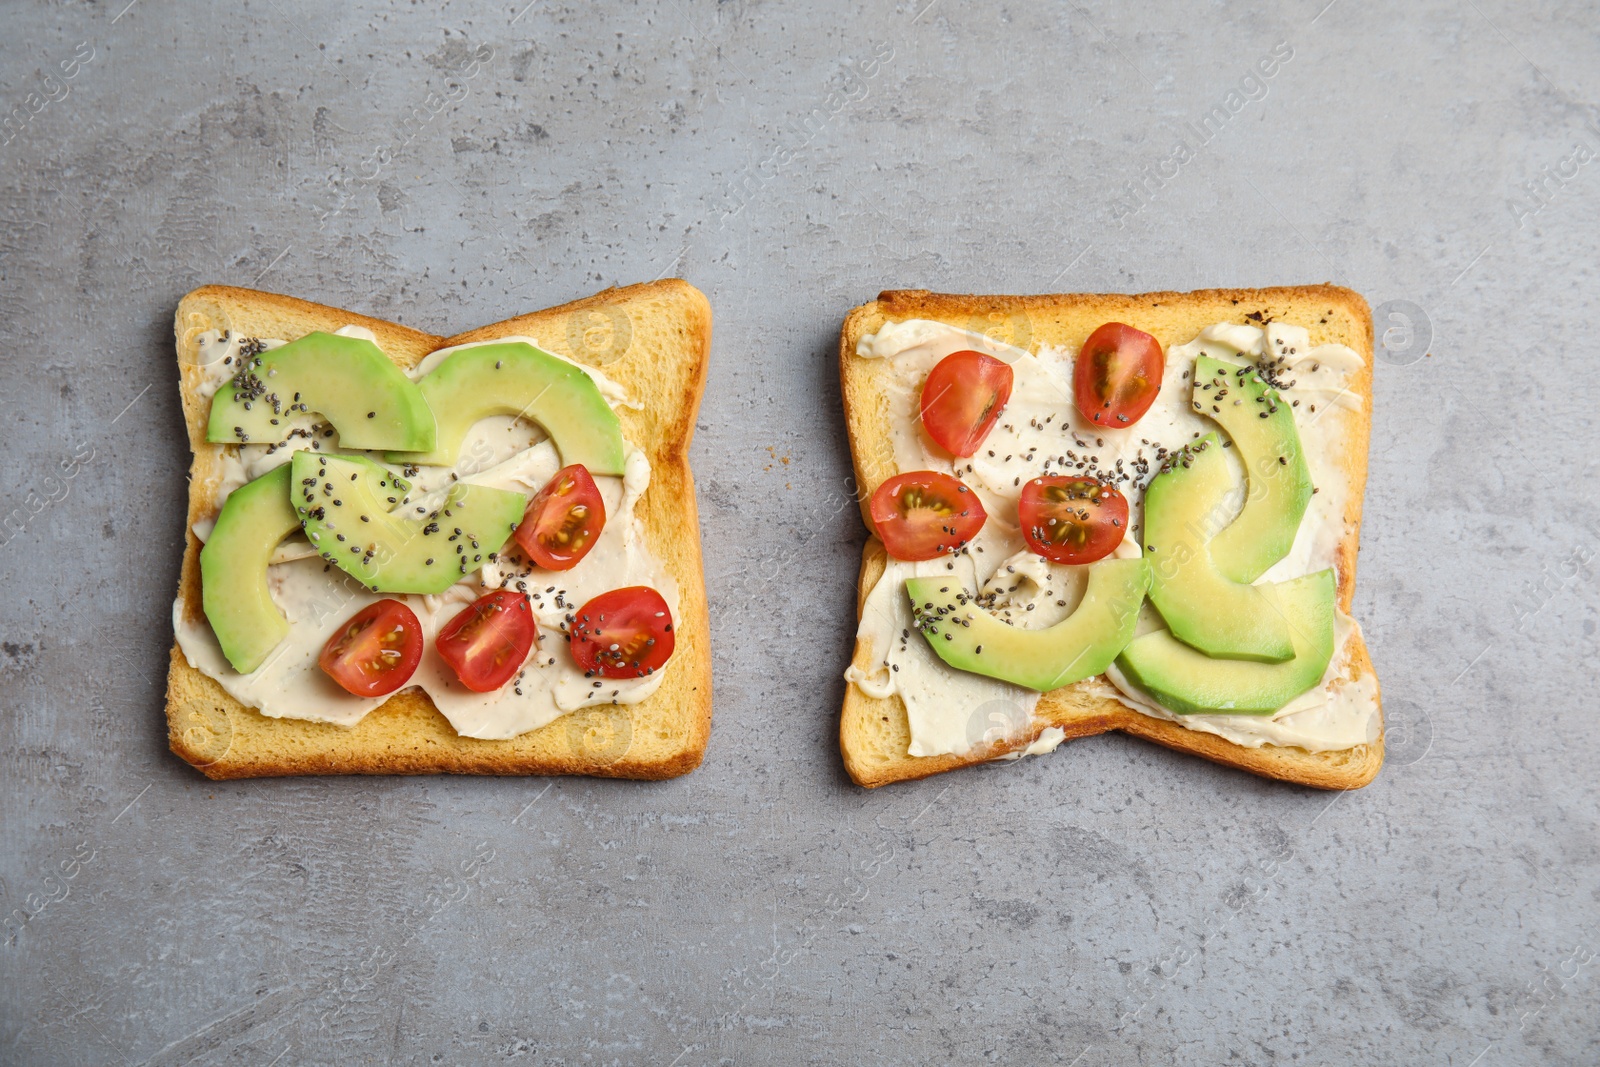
<box><xmin>1018</xmin><ymin>476</ymin><xmax>1129</xmax><ymax>565</ymax></box>
<box><xmin>869</xmin><ymin>470</ymin><xmax>988</xmax><ymax>562</ymax></box>
<box><xmin>919</xmin><ymin>350</ymin><xmax>1014</xmax><ymax>457</ymax></box>
<box><xmin>515</xmin><ymin>464</ymin><xmax>607</xmax><ymax>571</ymax></box>
<box><xmin>1073</xmin><ymin>322</ymin><xmax>1164</xmax><ymax>428</ymax></box>
<box><xmin>319</xmin><ymin>599</ymin><xmax>424</xmax><ymax>697</ymax></box>
<box><xmin>437</xmin><ymin>589</ymin><xmax>538</xmax><ymax>693</ymax></box>
<box><xmin>568</xmin><ymin>586</ymin><xmax>675</xmax><ymax>680</ymax></box>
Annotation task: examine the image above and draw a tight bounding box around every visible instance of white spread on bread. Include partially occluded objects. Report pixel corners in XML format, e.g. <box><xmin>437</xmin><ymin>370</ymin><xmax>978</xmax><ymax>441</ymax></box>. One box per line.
<box><xmin>992</xmin><ymin>725</ymin><xmax>1068</xmax><ymax>761</ymax></box>
<box><xmin>173</xmin><ymin>331</ymin><xmax>677</xmax><ymax>740</ymax></box>
<box><xmin>846</xmin><ymin>318</ymin><xmax>1379</xmax><ymax>756</ymax></box>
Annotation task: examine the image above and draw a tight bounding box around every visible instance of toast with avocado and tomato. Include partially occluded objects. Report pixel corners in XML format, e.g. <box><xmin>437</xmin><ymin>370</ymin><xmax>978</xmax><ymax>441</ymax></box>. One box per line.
<box><xmin>838</xmin><ymin>286</ymin><xmax>1382</xmax><ymax>790</ymax></box>
<box><xmin>166</xmin><ymin>280</ymin><xmax>712</xmax><ymax>780</ymax></box>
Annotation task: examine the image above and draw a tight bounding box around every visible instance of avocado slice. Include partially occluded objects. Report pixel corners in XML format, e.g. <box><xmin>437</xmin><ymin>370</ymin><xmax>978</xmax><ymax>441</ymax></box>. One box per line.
<box><xmin>392</xmin><ymin>342</ymin><xmax>625</xmax><ymax>473</ymax></box>
<box><xmin>206</xmin><ymin>332</ymin><xmax>436</xmax><ymax>452</ymax></box>
<box><xmin>1192</xmin><ymin>355</ymin><xmax>1313</xmax><ymax>583</ymax></box>
<box><xmin>906</xmin><ymin>558</ymin><xmax>1151</xmax><ymax>692</ymax></box>
<box><xmin>1143</xmin><ymin>435</ymin><xmax>1294</xmax><ymax>663</ymax></box>
<box><xmin>198</xmin><ymin>458</ymin><xmax>412</xmax><ymax>672</ymax></box>
<box><xmin>199</xmin><ymin>464</ymin><xmax>301</xmax><ymax>673</ymax></box>
<box><xmin>1116</xmin><ymin>569</ymin><xmax>1336</xmax><ymax>715</ymax></box>
<box><xmin>290</xmin><ymin>452</ymin><xmax>525</xmax><ymax>594</ymax></box>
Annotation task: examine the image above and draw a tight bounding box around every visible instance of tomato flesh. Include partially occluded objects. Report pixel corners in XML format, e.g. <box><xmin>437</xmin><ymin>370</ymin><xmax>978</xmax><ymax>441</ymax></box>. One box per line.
<box><xmin>1018</xmin><ymin>476</ymin><xmax>1129</xmax><ymax>564</ymax></box>
<box><xmin>436</xmin><ymin>589</ymin><xmax>538</xmax><ymax>693</ymax></box>
<box><xmin>920</xmin><ymin>350</ymin><xmax>1014</xmax><ymax>457</ymax></box>
<box><xmin>1073</xmin><ymin>322</ymin><xmax>1164</xmax><ymax>428</ymax></box>
<box><xmin>515</xmin><ymin>464</ymin><xmax>607</xmax><ymax>571</ymax></box>
<box><xmin>568</xmin><ymin>586</ymin><xmax>675</xmax><ymax>679</ymax></box>
<box><xmin>319</xmin><ymin>599</ymin><xmax>424</xmax><ymax>697</ymax></box>
<box><xmin>869</xmin><ymin>470</ymin><xmax>987</xmax><ymax>562</ymax></box>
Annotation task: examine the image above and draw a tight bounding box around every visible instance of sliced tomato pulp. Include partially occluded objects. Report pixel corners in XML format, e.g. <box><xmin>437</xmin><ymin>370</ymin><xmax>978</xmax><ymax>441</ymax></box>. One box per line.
<box><xmin>568</xmin><ymin>586</ymin><xmax>675</xmax><ymax>680</ymax></box>
<box><xmin>437</xmin><ymin>589</ymin><xmax>538</xmax><ymax>693</ymax></box>
<box><xmin>870</xmin><ymin>470</ymin><xmax>987</xmax><ymax>562</ymax></box>
<box><xmin>920</xmin><ymin>349</ymin><xmax>1014</xmax><ymax>457</ymax></box>
<box><xmin>1073</xmin><ymin>322</ymin><xmax>1164</xmax><ymax>428</ymax></box>
<box><xmin>515</xmin><ymin>464</ymin><xmax>607</xmax><ymax>571</ymax></box>
<box><xmin>319</xmin><ymin>598</ymin><xmax>424</xmax><ymax>697</ymax></box>
<box><xmin>1018</xmin><ymin>476</ymin><xmax>1128</xmax><ymax>564</ymax></box>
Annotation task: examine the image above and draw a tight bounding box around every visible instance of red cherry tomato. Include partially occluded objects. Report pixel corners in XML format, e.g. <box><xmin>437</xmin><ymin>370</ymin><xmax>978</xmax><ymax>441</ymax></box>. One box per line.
<box><xmin>919</xmin><ymin>350</ymin><xmax>1014</xmax><ymax>457</ymax></box>
<box><xmin>319</xmin><ymin>599</ymin><xmax>424</xmax><ymax>697</ymax></box>
<box><xmin>869</xmin><ymin>470</ymin><xmax>987</xmax><ymax>562</ymax></box>
<box><xmin>515</xmin><ymin>464</ymin><xmax>607</xmax><ymax>571</ymax></box>
<box><xmin>436</xmin><ymin>589</ymin><xmax>538</xmax><ymax>693</ymax></box>
<box><xmin>1073</xmin><ymin>322</ymin><xmax>1164</xmax><ymax>428</ymax></box>
<box><xmin>568</xmin><ymin>586</ymin><xmax>675</xmax><ymax>679</ymax></box>
<box><xmin>1018</xmin><ymin>476</ymin><xmax>1129</xmax><ymax>564</ymax></box>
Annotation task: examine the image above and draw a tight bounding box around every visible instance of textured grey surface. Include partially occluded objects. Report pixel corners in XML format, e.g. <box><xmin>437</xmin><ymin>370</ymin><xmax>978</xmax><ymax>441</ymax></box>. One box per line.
<box><xmin>1</xmin><ymin>0</ymin><xmax>1597</xmax><ymax>1063</ymax></box>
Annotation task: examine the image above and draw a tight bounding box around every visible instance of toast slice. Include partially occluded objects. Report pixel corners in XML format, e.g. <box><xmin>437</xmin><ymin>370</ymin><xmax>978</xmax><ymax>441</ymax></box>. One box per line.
<box><xmin>167</xmin><ymin>280</ymin><xmax>713</xmax><ymax>780</ymax></box>
<box><xmin>838</xmin><ymin>286</ymin><xmax>1381</xmax><ymax>790</ymax></box>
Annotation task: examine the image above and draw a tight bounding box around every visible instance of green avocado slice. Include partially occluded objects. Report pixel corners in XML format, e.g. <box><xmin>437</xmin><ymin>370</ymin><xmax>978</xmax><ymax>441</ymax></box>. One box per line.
<box><xmin>1192</xmin><ymin>355</ymin><xmax>1313</xmax><ymax>583</ymax></box>
<box><xmin>1144</xmin><ymin>434</ymin><xmax>1294</xmax><ymax>663</ymax></box>
<box><xmin>1116</xmin><ymin>569</ymin><xmax>1336</xmax><ymax>715</ymax></box>
<box><xmin>906</xmin><ymin>558</ymin><xmax>1151</xmax><ymax>692</ymax></box>
<box><xmin>342</xmin><ymin>454</ymin><xmax>411</xmax><ymax>502</ymax></box>
<box><xmin>291</xmin><ymin>452</ymin><xmax>525</xmax><ymax>595</ymax></box>
<box><xmin>391</xmin><ymin>342</ymin><xmax>625</xmax><ymax>473</ymax></box>
<box><xmin>198</xmin><ymin>457</ymin><xmax>411</xmax><ymax>673</ymax></box>
<box><xmin>199</xmin><ymin>464</ymin><xmax>301</xmax><ymax>673</ymax></box>
<box><xmin>206</xmin><ymin>332</ymin><xmax>436</xmax><ymax>452</ymax></box>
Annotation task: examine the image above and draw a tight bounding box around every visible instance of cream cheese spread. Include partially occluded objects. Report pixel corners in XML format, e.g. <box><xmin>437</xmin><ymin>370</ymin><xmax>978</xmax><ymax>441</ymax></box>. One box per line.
<box><xmin>992</xmin><ymin>725</ymin><xmax>1067</xmax><ymax>761</ymax></box>
<box><xmin>846</xmin><ymin>318</ymin><xmax>1378</xmax><ymax>757</ymax></box>
<box><xmin>174</xmin><ymin>332</ymin><xmax>676</xmax><ymax>740</ymax></box>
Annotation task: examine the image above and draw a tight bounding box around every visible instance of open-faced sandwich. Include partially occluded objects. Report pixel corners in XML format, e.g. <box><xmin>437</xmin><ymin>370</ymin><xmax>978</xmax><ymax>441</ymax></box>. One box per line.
<box><xmin>167</xmin><ymin>280</ymin><xmax>712</xmax><ymax>780</ymax></box>
<box><xmin>838</xmin><ymin>286</ymin><xmax>1381</xmax><ymax>789</ymax></box>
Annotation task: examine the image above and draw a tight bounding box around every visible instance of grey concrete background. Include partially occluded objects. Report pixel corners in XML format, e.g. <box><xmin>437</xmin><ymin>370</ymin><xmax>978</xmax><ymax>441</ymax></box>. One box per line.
<box><xmin>1</xmin><ymin>0</ymin><xmax>1596</xmax><ymax>1063</ymax></box>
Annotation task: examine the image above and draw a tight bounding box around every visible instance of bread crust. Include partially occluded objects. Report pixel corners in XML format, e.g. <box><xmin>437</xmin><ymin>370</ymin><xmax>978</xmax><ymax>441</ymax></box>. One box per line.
<box><xmin>837</xmin><ymin>285</ymin><xmax>1382</xmax><ymax>790</ymax></box>
<box><xmin>167</xmin><ymin>280</ymin><xmax>713</xmax><ymax>780</ymax></box>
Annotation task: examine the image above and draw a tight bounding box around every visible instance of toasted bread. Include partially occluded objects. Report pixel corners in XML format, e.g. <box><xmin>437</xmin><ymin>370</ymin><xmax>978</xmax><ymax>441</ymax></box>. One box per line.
<box><xmin>166</xmin><ymin>280</ymin><xmax>712</xmax><ymax>780</ymax></box>
<box><xmin>838</xmin><ymin>286</ymin><xmax>1381</xmax><ymax>790</ymax></box>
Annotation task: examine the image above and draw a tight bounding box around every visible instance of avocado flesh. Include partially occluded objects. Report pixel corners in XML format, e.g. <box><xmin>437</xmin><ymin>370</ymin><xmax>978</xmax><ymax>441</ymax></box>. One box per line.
<box><xmin>1192</xmin><ymin>355</ymin><xmax>1313</xmax><ymax>583</ymax></box>
<box><xmin>290</xmin><ymin>452</ymin><xmax>525</xmax><ymax>595</ymax></box>
<box><xmin>1144</xmin><ymin>434</ymin><xmax>1294</xmax><ymax>663</ymax></box>
<box><xmin>1116</xmin><ymin>569</ymin><xmax>1336</xmax><ymax>715</ymax></box>
<box><xmin>199</xmin><ymin>464</ymin><xmax>301</xmax><ymax>673</ymax></box>
<box><xmin>341</xmin><ymin>454</ymin><xmax>410</xmax><ymax>501</ymax></box>
<box><xmin>206</xmin><ymin>332</ymin><xmax>436</xmax><ymax>452</ymax></box>
<box><xmin>391</xmin><ymin>342</ymin><xmax>626</xmax><ymax>473</ymax></box>
<box><xmin>906</xmin><ymin>558</ymin><xmax>1151</xmax><ymax>692</ymax></box>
